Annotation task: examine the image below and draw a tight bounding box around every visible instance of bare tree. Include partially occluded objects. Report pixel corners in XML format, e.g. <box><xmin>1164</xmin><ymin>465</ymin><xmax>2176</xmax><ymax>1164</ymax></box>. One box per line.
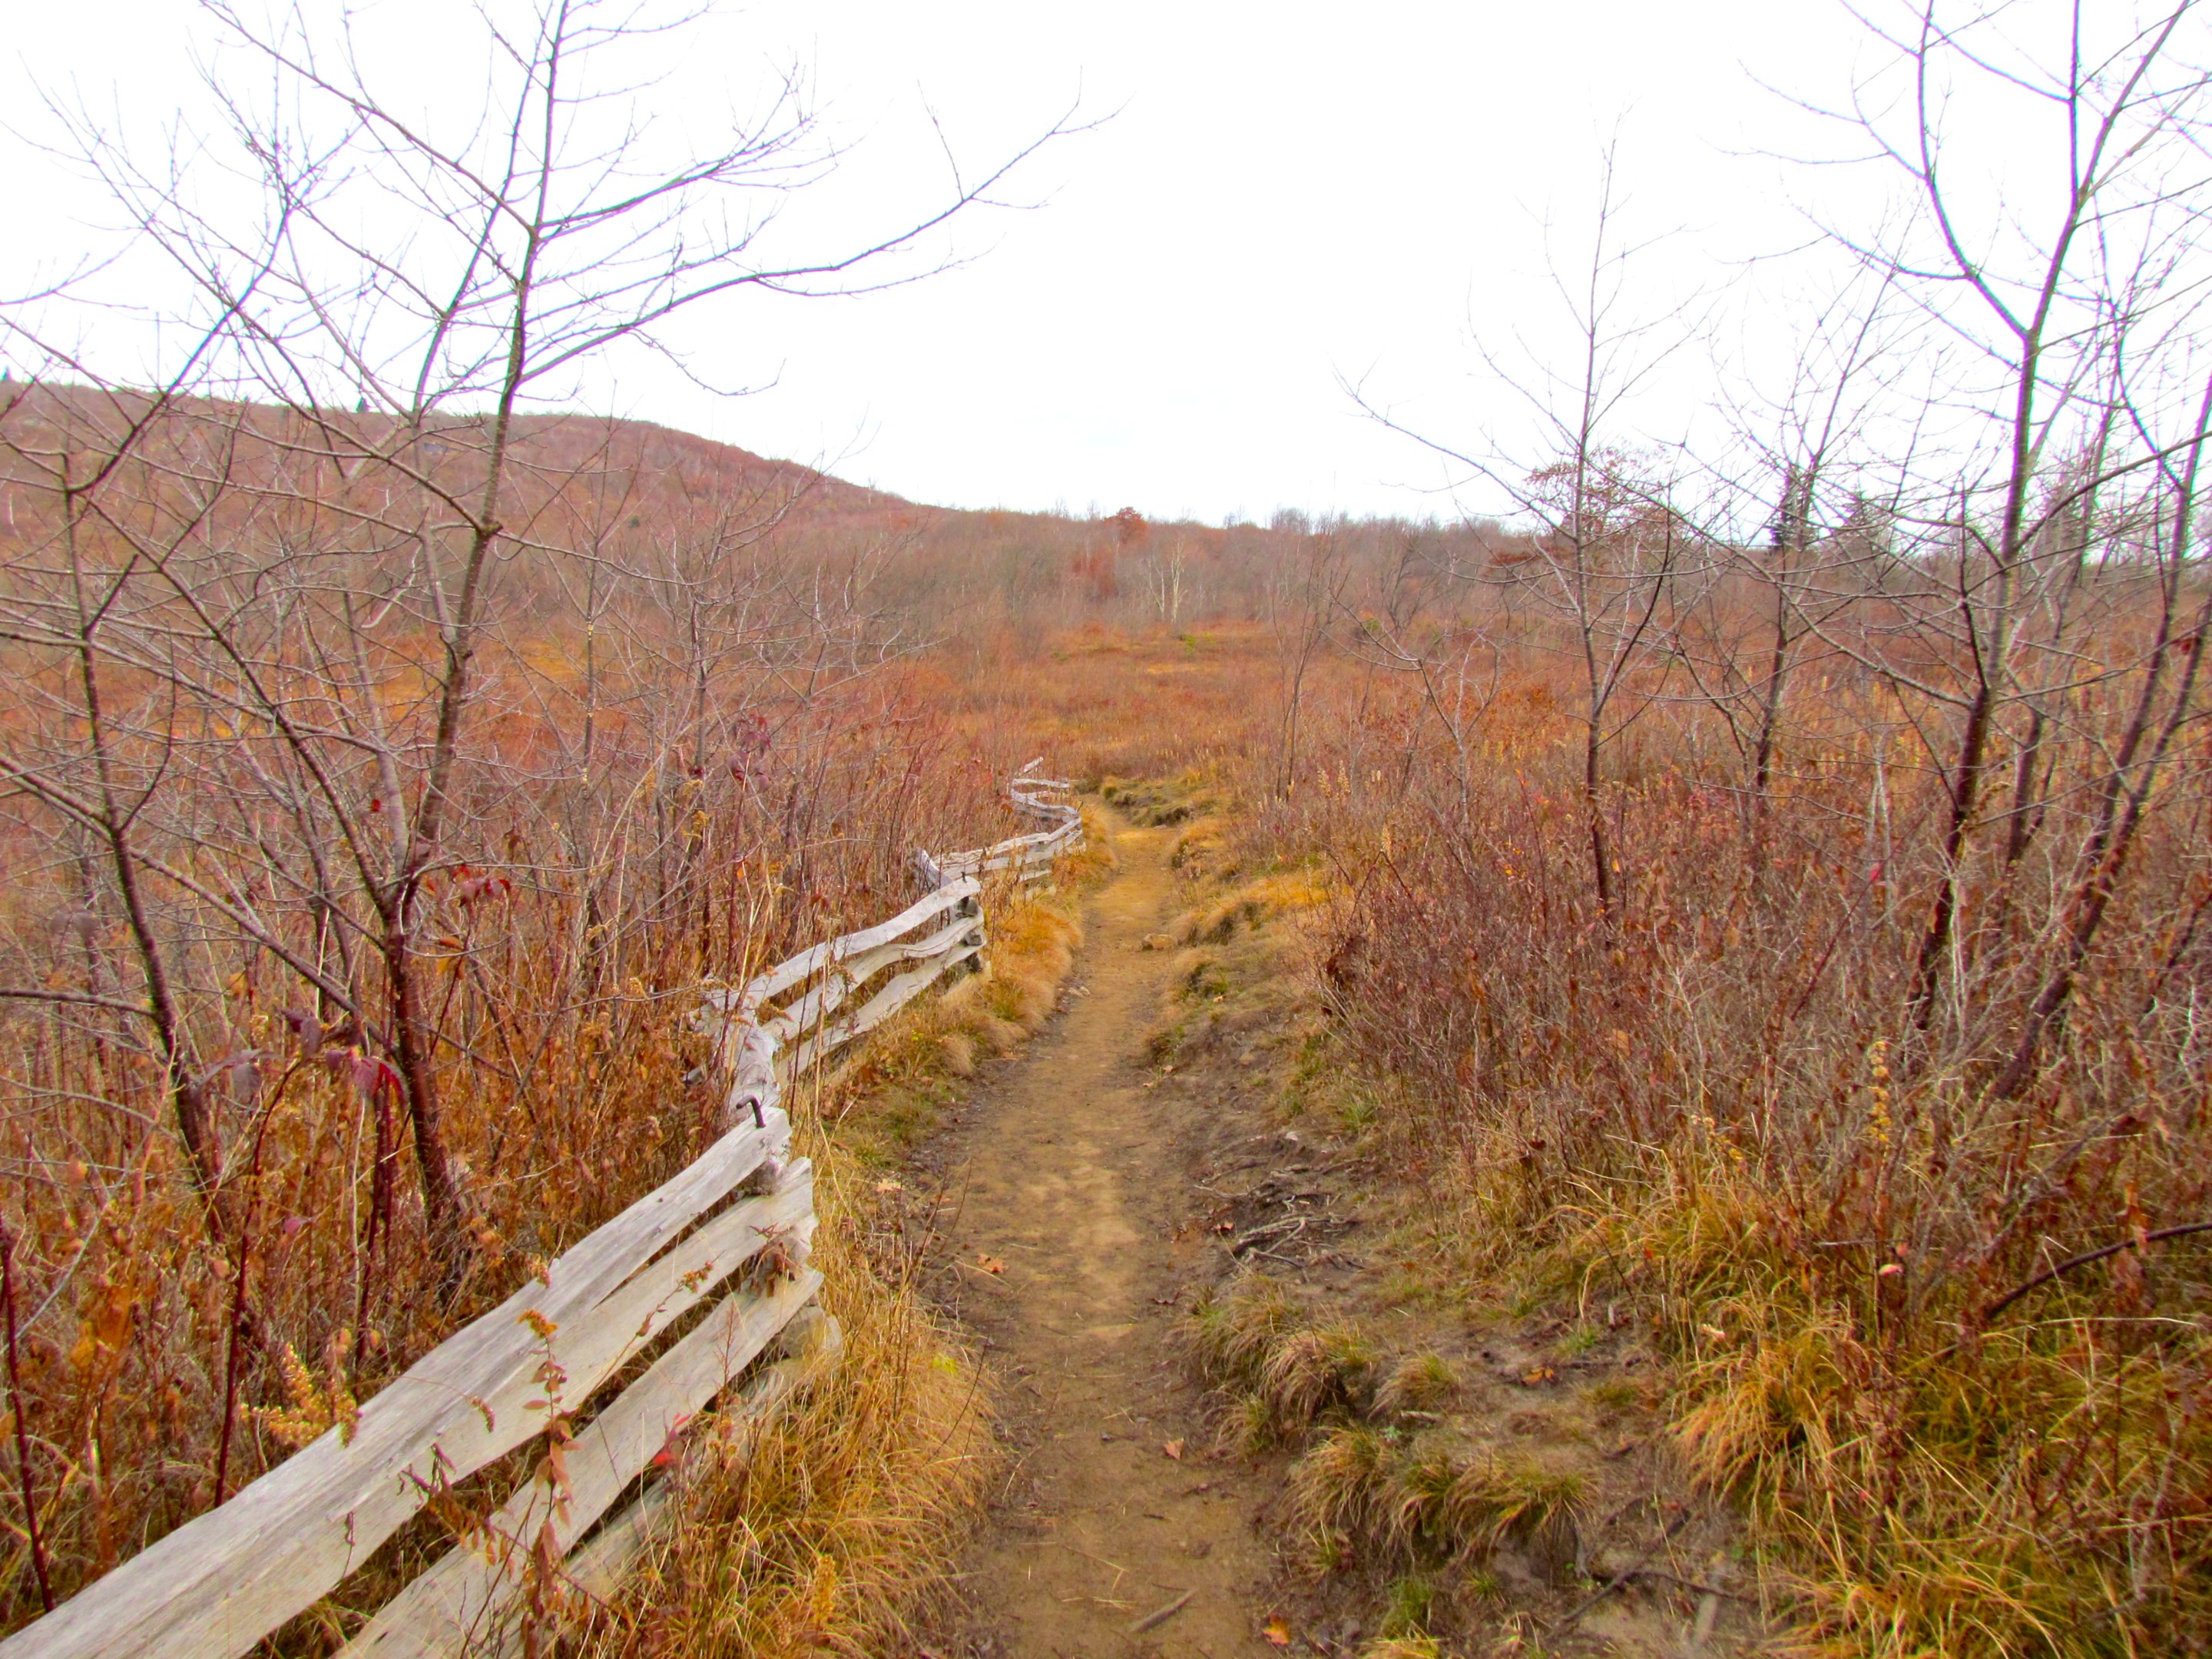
<box><xmin>8</xmin><ymin>0</ymin><xmax>1080</xmax><ymax>1267</ymax></box>
<box><xmin>1355</xmin><ymin>144</ymin><xmax>1707</xmax><ymax>912</ymax></box>
<box><xmin>1794</xmin><ymin>0</ymin><xmax>2212</xmax><ymax>1039</ymax></box>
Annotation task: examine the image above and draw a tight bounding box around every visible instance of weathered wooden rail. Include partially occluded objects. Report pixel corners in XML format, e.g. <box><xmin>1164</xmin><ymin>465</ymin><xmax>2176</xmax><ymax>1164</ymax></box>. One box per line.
<box><xmin>914</xmin><ymin>759</ymin><xmax>1081</xmax><ymax>889</ymax></box>
<box><xmin>0</xmin><ymin>769</ymin><xmax>1081</xmax><ymax>1659</ymax></box>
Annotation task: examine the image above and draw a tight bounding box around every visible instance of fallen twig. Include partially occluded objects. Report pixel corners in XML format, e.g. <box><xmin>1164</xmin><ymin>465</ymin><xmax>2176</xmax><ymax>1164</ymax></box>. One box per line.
<box><xmin>1232</xmin><ymin>1215</ymin><xmax>1309</xmax><ymax>1253</ymax></box>
<box><xmin>1548</xmin><ymin>1512</ymin><xmax>1690</xmax><ymax>1635</ymax></box>
<box><xmin>1129</xmin><ymin>1589</ymin><xmax>1194</xmax><ymax>1634</ymax></box>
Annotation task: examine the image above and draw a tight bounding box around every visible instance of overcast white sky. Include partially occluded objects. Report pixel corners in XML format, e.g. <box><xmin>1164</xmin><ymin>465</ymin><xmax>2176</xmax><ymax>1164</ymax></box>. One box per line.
<box><xmin>5</xmin><ymin>3</ymin><xmax>1899</xmax><ymax>522</ymax></box>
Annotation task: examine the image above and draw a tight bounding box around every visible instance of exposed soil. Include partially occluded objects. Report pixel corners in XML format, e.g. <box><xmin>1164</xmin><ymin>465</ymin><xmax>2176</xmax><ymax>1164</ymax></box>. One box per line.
<box><xmin>928</xmin><ymin>816</ymin><xmax>1280</xmax><ymax>1658</ymax></box>
<box><xmin>919</xmin><ymin>808</ymin><xmax>1759</xmax><ymax>1658</ymax></box>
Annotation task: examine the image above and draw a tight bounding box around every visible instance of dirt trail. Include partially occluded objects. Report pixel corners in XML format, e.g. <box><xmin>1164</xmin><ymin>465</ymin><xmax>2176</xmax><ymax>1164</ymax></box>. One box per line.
<box><xmin>939</xmin><ymin>817</ymin><xmax>1277</xmax><ymax>1658</ymax></box>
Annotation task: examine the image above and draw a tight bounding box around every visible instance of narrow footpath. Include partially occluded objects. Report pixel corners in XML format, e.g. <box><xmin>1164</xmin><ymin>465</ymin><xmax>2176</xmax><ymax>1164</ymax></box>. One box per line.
<box><xmin>937</xmin><ymin>816</ymin><xmax>1277</xmax><ymax>1659</ymax></box>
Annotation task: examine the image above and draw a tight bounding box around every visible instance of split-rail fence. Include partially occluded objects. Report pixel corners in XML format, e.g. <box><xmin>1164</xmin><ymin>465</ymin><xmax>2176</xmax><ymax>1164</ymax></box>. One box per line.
<box><xmin>0</xmin><ymin>763</ymin><xmax>1083</xmax><ymax>1659</ymax></box>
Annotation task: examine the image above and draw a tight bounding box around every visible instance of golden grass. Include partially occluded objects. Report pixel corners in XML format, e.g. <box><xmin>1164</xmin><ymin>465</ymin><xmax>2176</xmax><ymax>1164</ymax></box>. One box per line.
<box><xmin>1374</xmin><ymin>1352</ymin><xmax>1462</xmax><ymax>1419</ymax></box>
<box><xmin>1286</xmin><ymin>1425</ymin><xmax>1588</xmax><ymax>1585</ymax></box>
<box><xmin>1190</xmin><ymin>1272</ymin><xmax>1304</xmax><ymax>1389</ymax></box>
<box><xmin>1290</xmin><ymin>1423</ymin><xmax>1391</xmax><ymax>1536</ymax></box>
<box><xmin>1541</xmin><ymin>1165</ymin><xmax>2212</xmax><ymax>1658</ymax></box>
<box><xmin>1355</xmin><ymin>1636</ymin><xmax>1445</xmax><ymax>1659</ymax></box>
<box><xmin>575</xmin><ymin>882</ymin><xmax>1090</xmax><ymax>1657</ymax></box>
<box><xmin>1217</xmin><ymin>643</ymin><xmax>2212</xmax><ymax>1657</ymax></box>
<box><xmin>1189</xmin><ymin>1273</ymin><xmax>1375</xmax><ymax>1452</ymax></box>
<box><xmin>1170</xmin><ymin>816</ymin><xmax>1230</xmax><ymax>876</ymax></box>
<box><xmin>816</xmin><ymin>892</ymin><xmax>1084</xmax><ymax>1166</ymax></box>
<box><xmin>573</xmin><ymin>1171</ymin><xmax>990</xmax><ymax>1658</ymax></box>
<box><xmin>1061</xmin><ymin>803</ymin><xmax>1120</xmax><ymax>883</ymax></box>
<box><xmin>930</xmin><ymin>902</ymin><xmax>1080</xmax><ymax>1051</ymax></box>
<box><xmin>1100</xmin><ymin>772</ymin><xmax>1218</xmax><ymax>826</ymax></box>
<box><xmin>1260</xmin><ymin>1323</ymin><xmax>1379</xmax><ymax>1425</ymax></box>
<box><xmin>1174</xmin><ymin>871</ymin><xmax>1327</xmax><ymax>946</ymax></box>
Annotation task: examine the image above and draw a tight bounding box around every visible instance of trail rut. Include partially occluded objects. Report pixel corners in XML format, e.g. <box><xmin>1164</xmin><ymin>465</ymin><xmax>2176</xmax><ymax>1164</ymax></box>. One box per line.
<box><xmin>938</xmin><ymin>819</ymin><xmax>1277</xmax><ymax>1657</ymax></box>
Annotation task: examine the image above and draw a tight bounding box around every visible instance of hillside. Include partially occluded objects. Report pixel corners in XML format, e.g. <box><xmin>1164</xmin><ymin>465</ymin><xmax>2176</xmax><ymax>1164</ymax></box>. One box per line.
<box><xmin>0</xmin><ymin>381</ymin><xmax>929</xmax><ymax>535</ymax></box>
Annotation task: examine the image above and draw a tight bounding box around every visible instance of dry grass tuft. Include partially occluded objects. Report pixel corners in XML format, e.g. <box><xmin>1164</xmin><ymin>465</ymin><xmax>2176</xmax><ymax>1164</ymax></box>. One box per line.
<box><xmin>1187</xmin><ymin>1269</ymin><xmax>1379</xmax><ymax>1452</ymax></box>
<box><xmin>1059</xmin><ymin>804</ymin><xmax>1119</xmax><ymax>882</ymax></box>
<box><xmin>1260</xmin><ymin>1323</ymin><xmax>1377</xmax><ymax>1425</ymax></box>
<box><xmin>1354</xmin><ymin>1637</ymin><xmax>1445</xmax><ymax>1659</ymax></box>
<box><xmin>1375</xmin><ymin>1352</ymin><xmax>1462</xmax><ymax>1419</ymax></box>
<box><xmin>1190</xmin><ymin>1272</ymin><xmax>1303</xmax><ymax>1389</ymax></box>
<box><xmin>1101</xmin><ymin>772</ymin><xmax>1217</xmax><ymax>826</ymax></box>
<box><xmin>1174</xmin><ymin>873</ymin><xmax>1326</xmax><ymax>945</ymax></box>
<box><xmin>575</xmin><ymin>1172</ymin><xmax>992</xmax><ymax>1658</ymax></box>
<box><xmin>1195</xmin><ymin>1272</ymin><xmax>1590</xmax><ymax>1590</ymax></box>
<box><xmin>1290</xmin><ymin>1422</ymin><xmax>1391</xmax><ymax>1536</ymax></box>
<box><xmin>1457</xmin><ymin>1459</ymin><xmax>1587</xmax><ymax>1580</ymax></box>
<box><xmin>1285</xmin><ymin>1424</ymin><xmax>1588</xmax><ymax>1586</ymax></box>
<box><xmin>1170</xmin><ymin>817</ymin><xmax>1230</xmax><ymax>876</ymax></box>
<box><xmin>937</xmin><ymin>1031</ymin><xmax>977</xmax><ymax>1077</ymax></box>
<box><xmin>1380</xmin><ymin>1437</ymin><xmax>1464</xmax><ymax>1552</ymax></box>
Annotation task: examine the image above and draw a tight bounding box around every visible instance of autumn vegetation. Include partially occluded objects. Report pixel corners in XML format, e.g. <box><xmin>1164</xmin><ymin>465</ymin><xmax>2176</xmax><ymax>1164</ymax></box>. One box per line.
<box><xmin>4</xmin><ymin>2</ymin><xmax>2212</xmax><ymax>1656</ymax></box>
